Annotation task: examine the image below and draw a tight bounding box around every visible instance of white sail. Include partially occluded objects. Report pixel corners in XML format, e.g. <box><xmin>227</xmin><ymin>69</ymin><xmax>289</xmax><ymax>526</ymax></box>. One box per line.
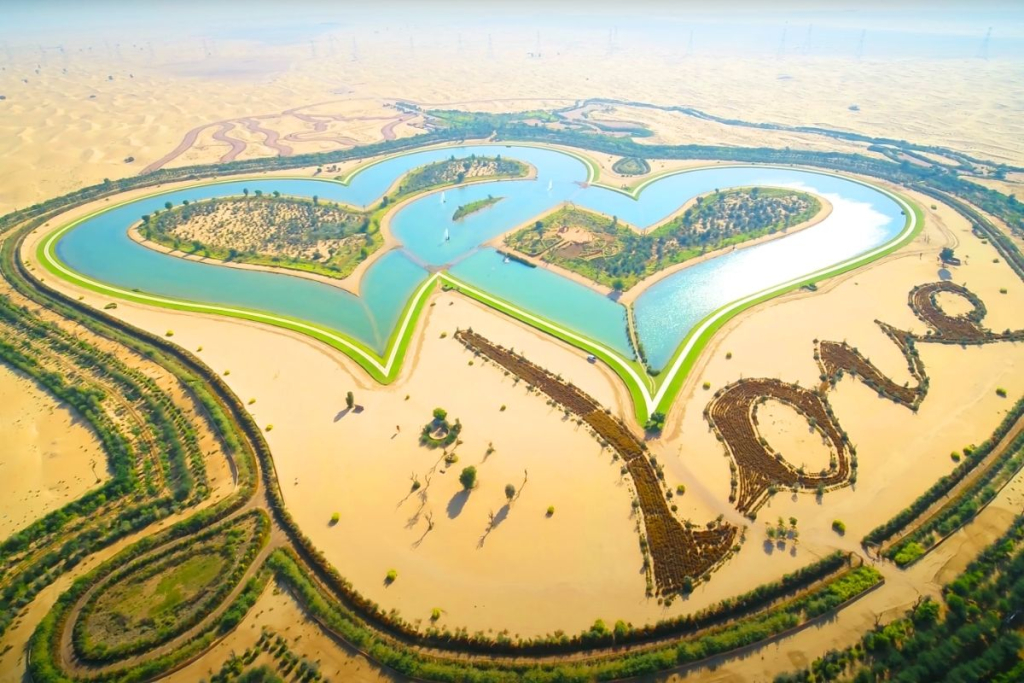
<box><xmin>547</xmin><ymin>179</ymin><xmax>553</xmax><ymax>191</ymax></box>
<box><xmin>444</xmin><ymin>227</ymin><xmax>450</xmax><ymax>242</ymax></box>
<box><xmin>440</xmin><ymin>191</ymin><xmax>446</xmax><ymax>203</ymax></box>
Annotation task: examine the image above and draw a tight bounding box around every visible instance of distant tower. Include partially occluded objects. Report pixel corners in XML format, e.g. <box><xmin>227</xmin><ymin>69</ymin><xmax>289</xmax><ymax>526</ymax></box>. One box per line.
<box><xmin>777</xmin><ymin>23</ymin><xmax>788</xmax><ymax>59</ymax></box>
<box><xmin>351</xmin><ymin>37</ymin><xmax>359</xmax><ymax>62</ymax></box>
<box><xmin>309</xmin><ymin>40</ymin><xmax>318</xmax><ymax>59</ymax></box>
<box><xmin>607</xmin><ymin>28</ymin><xmax>613</xmax><ymax>56</ymax></box>
<box><xmin>804</xmin><ymin>24</ymin><xmax>813</xmax><ymax>54</ymax></box>
<box><xmin>855</xmin><ymin>29</ymin><xmax>866</xmax><ymax>59</ymax></box>
<box><xmin>687</xmin><ymin>29</ymin><xmax>694</xmax><ymax>58</ymax></box>
<box><xmin>979</xmin><ymin>27</ymin><xmax>992</xmax><ymax>60</ymax></box>
<box><xmin>487</xmin><ymin>33</ymin><xmax>494</xmax><ymax>60</ymax></box>
<box><xmin>535</xmin><ymin>29</ymin><xmax>540</xmax><ymax>56</ymax></box>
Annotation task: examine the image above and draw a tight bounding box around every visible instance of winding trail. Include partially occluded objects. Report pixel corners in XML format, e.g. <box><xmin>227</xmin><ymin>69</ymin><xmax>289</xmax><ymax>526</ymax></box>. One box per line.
<box><xmin>240</xmin><ymin>117</ymin><xmax>293</xmax><ymax>157</ymax></box>
<box><xmin>211</xmin><ymin>122</ymin><xmax>247</xmax><ymax>162</ymax></box>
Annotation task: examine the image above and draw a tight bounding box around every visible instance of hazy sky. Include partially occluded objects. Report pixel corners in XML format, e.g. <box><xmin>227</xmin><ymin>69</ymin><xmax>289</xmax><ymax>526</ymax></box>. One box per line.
<box><xmin>2</xmin><ymin>1</ymin><xmax>1022</xmax><ymax>58</ymax></box>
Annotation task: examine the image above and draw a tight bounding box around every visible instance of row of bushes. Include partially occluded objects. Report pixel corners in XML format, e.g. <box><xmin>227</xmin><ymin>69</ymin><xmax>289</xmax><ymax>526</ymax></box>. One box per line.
<box><xmin>268</xmin><ymin>547</ymin><xmax>882</xmax><ymax>682</ymax></box>
<box><xmin>0</xmin><ymin>227</ymin><xmax>223</xmax><ymax>638</ymax></box>
<box><xmin>862</xmin><ymin>395</ymin><xmax>1024</xmax><ymax>549</ymax></box>
<box><xmin>72</xmin><ymin>510</ymin><xmax>269</xmax><ymax>663</ymax></box>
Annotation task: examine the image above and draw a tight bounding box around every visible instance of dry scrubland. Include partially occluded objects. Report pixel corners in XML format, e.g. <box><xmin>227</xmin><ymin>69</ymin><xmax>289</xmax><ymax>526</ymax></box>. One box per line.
<box><xmin>2</xmin><ymin>29</ymin><xmax>1023</xmax><ymax>214</ymax></box>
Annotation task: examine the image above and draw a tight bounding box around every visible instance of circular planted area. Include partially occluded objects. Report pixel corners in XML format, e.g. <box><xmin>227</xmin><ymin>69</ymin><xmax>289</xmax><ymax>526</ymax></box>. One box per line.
<box><xmin>71</xmin><ymin>511</ymin><xmax>267</xmax><ymax>663</ymax></box>
<box><xmin>612</xmin><ymin>156</ymin><xmax>651</xmax><ymax>175</ymax></box>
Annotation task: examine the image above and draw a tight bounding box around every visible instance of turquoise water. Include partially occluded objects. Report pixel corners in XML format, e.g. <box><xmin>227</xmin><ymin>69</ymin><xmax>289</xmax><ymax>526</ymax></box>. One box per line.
<box><xmin>54</xmin><ymin>145</ymin><xmax>904</xmax><ymax>368</ymax></box>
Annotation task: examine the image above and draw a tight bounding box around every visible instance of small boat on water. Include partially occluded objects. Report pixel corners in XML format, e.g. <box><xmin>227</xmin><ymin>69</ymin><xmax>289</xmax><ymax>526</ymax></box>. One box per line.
<box><xmin>443</xmin><ymin>227</ymin><xmax>450</xmax><ymax>242</ymax></box>
<box><xmin>547</xmin><ymin>179</ymin><xmax>553</xmax><ymax>191</ymax></box>
<box><xmin>503</xmin><ymin>255</ymin><xmax>511</xmax><ymax>264</ymax></box>
<box><xmin>440</xmin><ymin>191</ymin><xmax>446</xmax><ymax>204</ymax></box>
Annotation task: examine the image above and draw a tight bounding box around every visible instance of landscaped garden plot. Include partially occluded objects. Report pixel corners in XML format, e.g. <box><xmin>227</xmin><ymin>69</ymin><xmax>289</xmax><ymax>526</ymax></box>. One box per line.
<box><xmin>504</xmin><ymin>187</ymin><xmax>822</xmax><ymax>290</ymax></box>
<box><xmin>72</xmin><ymin>510</ymin><xmax>268</xmax><ymax>663</ymax></box>
<box><xmin>455</xmin><ymin>329</ymin><xmax>736</xmax><ymax>595</ymax></box>
<box><xmin>611</xmin><ymin>156</ymin><xmax>651</xmax><ymax>176</ymax></box>
<box><xmin>907</xmin><ymin>281</ymin><xmax>1024</xmax><ymax>343</ymax></box>
<box><xmin>815</xmin><ymin>321</ymin><xmax>927</xmax><ymax>409</ymax></box>
<box><xmin>706</xmin><ymin>378</ymin><xmax>852</xmax><ymax>516</ymax></box>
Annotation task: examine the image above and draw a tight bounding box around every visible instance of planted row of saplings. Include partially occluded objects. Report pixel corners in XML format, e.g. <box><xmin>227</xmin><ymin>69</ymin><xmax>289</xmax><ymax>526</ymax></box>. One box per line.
<box><xmin>454</xmin><ymin>329</ymin><xmax>736</xmax><ymax>596</ymax></box>
<box><xmin>269</xmin><ymin>545</ymin><xmax>882</xmax><ymax>681</ymax></box>
<box><xmin>0</xmin><ymin>301</ymin><xmax>202</xmax><ymax>561</ymax></box>
<box><xmin>884</xmin><ymin>426</ymin><xmax>1024</xmax><ymax>566</ymax></box>
<box><xmin>862</xmin><ymin>394</ymin><xmax>1024</xmax><ymax>551</ymax></box>
<box><xmin>27</xmin><ymin>499</ymin><xmax>265</xmax><ymax>682</ymax></box>
<box><xmin>815</xmin><ymin>323</ymin><xmax>927</xmax><ymax>409</ymax></box>
<box><xmin>0</xmin><ymin>290</ymin><xmax>203</xmax><ymax>502</ymax></box>
<box><xmin>72</xmin><ymin>510</ymin><xmax>269</xmax><ymax>664</ymax></box>
<box><xmin>3</xmin><ymin>222</ymin><xmax>269</xmax><ymax>678</ymax></box>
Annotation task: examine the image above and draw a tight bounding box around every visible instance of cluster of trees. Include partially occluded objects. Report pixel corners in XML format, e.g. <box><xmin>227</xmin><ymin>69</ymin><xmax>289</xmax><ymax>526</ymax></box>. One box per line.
<box><xmin>452</xmin><ymin>194</ymin><xmax>503</xmax><ymax>221</ymax></box>
<box><xmin>141</xmin><ymin>195</ymin><xmax>376</xmax><ymax>279</ymax></box>
<box><xmin>399</xmin><ymin>154</ymin><xmax>528</xmax><ymax>195</ymax></box>
<box><xmin>268</xmin><ymin>546</ymin><xmax>881</xmax><ymax>682</ymax></box>
<box><xmin>779</xmin><ymin>516</ymin><xmax>1024</xmax><ymax>682</ymax></box>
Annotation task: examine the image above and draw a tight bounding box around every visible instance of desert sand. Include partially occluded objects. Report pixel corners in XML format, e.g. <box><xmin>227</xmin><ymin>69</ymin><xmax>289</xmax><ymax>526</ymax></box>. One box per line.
<box><xmin>0</xmin><ymin>363</ymin><xmax>107</xmax><ymax>540</ymax></box>
<box><xmin>3</xmin><ymin>18</ymin><xmax>1024</xmax><ymax>680</ymax></box>
<box><xmin>21</xmin><ymin>163</ymin><xmax>1023</xmax><ymax>640</ymax></box>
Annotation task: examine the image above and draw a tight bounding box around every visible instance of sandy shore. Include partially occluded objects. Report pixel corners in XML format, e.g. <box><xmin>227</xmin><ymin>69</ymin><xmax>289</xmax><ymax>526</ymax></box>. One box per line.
<box><xmin>0</xmin><ymin>363</ymin><xmax>108</xmax><ymax>541</ymax></box>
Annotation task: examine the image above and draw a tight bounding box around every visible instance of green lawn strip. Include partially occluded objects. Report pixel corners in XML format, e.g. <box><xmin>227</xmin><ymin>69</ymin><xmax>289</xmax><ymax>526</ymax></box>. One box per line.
<box><xmin>648</xmin><ymin>191</ymin><xmax>923</xmax><ymax>417</ymax></box>
<box><xmin>438</xmin><ymin>272</ymin><xmax>651</xmax><ymax>418</ymax></box>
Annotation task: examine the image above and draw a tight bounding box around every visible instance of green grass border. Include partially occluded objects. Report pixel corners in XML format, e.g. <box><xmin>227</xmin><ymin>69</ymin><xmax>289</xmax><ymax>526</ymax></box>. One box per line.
<box><xmin>36</xmin><ymin>144</ymin><xmax>922</xmax><ymax>423</ymax></box>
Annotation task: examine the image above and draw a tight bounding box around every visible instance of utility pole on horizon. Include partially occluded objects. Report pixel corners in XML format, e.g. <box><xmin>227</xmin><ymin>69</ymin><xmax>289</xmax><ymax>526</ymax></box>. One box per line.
<box><xmin>979</xmin><ymin>27</ymin><xmax>992</xmax><ymax>60</ymax></box>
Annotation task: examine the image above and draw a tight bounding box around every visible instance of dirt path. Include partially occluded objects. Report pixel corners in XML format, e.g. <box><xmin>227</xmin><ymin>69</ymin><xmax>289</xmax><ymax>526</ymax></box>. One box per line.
<box><xmin>240</xmin><ymin>118</ymin><xmax>293</xmax><ymax>157</ymax></box>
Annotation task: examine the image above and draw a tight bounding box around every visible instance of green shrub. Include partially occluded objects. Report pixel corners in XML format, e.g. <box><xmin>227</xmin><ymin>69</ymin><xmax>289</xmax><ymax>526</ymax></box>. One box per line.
<box><xmin>385</xmin><ymin>569</ymin><xmax>398</xmax><ymax>584</ymax></box>
<box><xmin>832</xmin><ymin>519</ymin><xmax>846</xmax><ymax>535</ymax></box>
<box><xmin>459</xmin><ymin>466</ymin><xmax>477</xmax><ymax>490</ymax></box>
<box><xmin>546</xmin><ymin>505</ymin><xmax>555</xmax><ymax>517</ymax></box>
<box><xmin>330</xmin><ymin>513</ymin><xmax>340</xmax><ymax>525</ymax></box>
<box><xmin>996</xmin><ymin>387</ymin><xmax>1007</xmax><ymax>397</ymax></box>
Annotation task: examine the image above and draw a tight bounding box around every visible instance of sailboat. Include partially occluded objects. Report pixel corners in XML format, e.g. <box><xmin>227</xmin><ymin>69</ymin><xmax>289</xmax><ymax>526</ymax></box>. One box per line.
<box><xmin>547</xmin><ymin>179</ymin><xmax>553</xmax><ymax>192</ymax></box>
<box><xmin>443</xmin><ymin>227</ymin><xmax>450</xmax><ymax>242</ymax></box>
<box><xmin>440</xmin><ymin>191</ymin><xmax>446</xmax><ymax>204</ymax></box>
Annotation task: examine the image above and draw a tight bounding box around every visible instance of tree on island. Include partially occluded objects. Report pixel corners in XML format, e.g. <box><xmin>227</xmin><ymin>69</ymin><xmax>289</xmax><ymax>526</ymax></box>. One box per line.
<box><xmin>940</xmin><ymin>247</ymin><xmax>956</xmax><ymax>262</ymax></box>
<box><xmin>505</xmin><ymin>484</ymin><xmax>516</xmax><ymax>502</ymax></box>
<box><xmin>460</xmin><ymin>466</ymin><xmax>477</xmax><ymax>490</ymax></box>
<box><xmin>346</xmin><ymin>391</ymin><xmax>355</xmax><ymax>410</ymax></box>
<box><xmin>433</xmin><ymin>407</ymin><xmax>448</xmax><ymax>422</ymax></box>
